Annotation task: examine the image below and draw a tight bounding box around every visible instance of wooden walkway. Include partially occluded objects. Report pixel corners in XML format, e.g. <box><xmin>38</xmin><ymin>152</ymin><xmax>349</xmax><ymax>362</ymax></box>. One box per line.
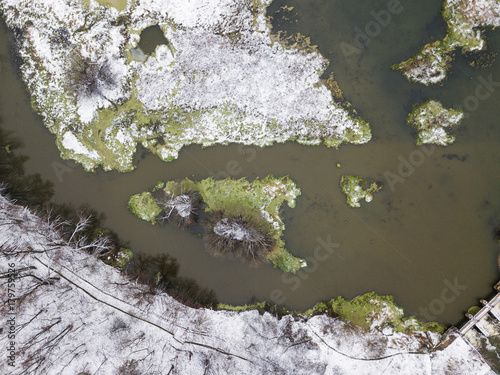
<box><xmin>459</xmin><ymin>282</ymin><xmax>500</xmax><ymax>337</ymax></box>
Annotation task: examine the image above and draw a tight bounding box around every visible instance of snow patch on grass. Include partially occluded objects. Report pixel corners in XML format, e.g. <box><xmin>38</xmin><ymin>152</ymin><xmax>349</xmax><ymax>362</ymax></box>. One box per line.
<box><xmin>340</xmin><ymin>174</ymin><xmax>383</xmax><ymax>208</ymax></box>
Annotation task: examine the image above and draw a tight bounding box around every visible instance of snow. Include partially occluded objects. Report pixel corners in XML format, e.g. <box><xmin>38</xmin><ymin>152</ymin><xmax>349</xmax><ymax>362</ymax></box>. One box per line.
<box><xmin>61</xmin><ymin>131</ymin><xmax>100</xmax><ymax>159</ymax></box>
<box><xmin>407</xmin><ymin>100</ymin><xmax>464</xmax><ymax>146</ymax></box>
<box><xmin>458</xmin><ymin>0</ymin><xmax>500</xmax><ymax>27</ymax></box>
<box><xmin>0</xmin><ymin>193</ymin><xmax>495</xmax><ymax>374</ymax></box>
<box><xmin>214</xmin><ymin>218</ymin><xmax>256</xmax><ymax>241</ymax></box>
<box><xmin>129</xmin><ymin>46</ymin><xmax>147</xmax><ymax>62</ymax></box>
<box><xmin>432</xmin><ymin>330</ymin><xmax>495</xmax><ymax>375</ymax></box>
<box><xmin>0</xmin><ymin>0</ymin><xmax>371</xmax><ymax>171</ymax></box>
<box><xmin>394</xmin><ymin>0</ymin><xmax>500</xmax><ymax>85</ymax></box>
<box><xmin>138</xmin><ymin>0</ymin><xmax>254</xmax><ymax>30</ymax></box>
<box><xmin>166</xmin><ymin>194</ymin><xmax>192</xmax><ymax>218</ymax></box>
<box><xmin>404</xmin><ymin>57</ymin><xmax>447</xmax><ymax>85</ymax></box>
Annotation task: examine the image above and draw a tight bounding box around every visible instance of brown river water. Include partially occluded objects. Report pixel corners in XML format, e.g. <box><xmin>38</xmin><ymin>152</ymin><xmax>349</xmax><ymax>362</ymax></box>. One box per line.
<box><xmin>1</xmin><ymin>0</ymin><xmax>499</xmax><ymax>326</ymax></box>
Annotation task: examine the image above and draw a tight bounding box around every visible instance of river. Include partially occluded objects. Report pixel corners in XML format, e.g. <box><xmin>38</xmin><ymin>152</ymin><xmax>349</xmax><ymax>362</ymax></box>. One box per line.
<box><xmin>0</xmin><ymin>0</ymin><xmax>499</xmax><ymax>326</ymax></box>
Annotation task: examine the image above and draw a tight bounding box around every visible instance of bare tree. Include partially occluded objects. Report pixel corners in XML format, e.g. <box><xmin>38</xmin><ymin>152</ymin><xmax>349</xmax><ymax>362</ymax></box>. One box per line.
<box><xmin>156</xmin><ymin>190</ymin><xmax>201</xmax><ymax>228</ymax></box>
<box><xmin>66</xmin><ymin>52</ymin><xmax>118</xmax><ymax>109</ymax></box>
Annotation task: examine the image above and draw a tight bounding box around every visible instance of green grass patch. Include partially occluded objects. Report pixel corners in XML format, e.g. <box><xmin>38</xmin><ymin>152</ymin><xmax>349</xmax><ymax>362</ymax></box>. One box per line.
<box><xmin>308</xmin><ymin>292</ymin><xmax>446</xmax><ymax>333</ymax></box>
<box><xmin>128</xmin><ymin>191</ymin><xmax>162</xmax><ymax>223</ymax></box>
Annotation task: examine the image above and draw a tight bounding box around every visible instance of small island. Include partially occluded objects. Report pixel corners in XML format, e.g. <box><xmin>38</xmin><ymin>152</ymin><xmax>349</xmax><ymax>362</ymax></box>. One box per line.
<box><xmin>406</xmin><ymin>99</ymin><xmax>464</xmax><ymax>146</ymax></box>
<box><xmin>340</xmin><ymin>175</ymin><xmax>383</xmax><ymax>208</ymax></box>
<box><xmin>128</xmin><ymin>175</ymin><xmax>307</xmax><ymax>273</ymax></box>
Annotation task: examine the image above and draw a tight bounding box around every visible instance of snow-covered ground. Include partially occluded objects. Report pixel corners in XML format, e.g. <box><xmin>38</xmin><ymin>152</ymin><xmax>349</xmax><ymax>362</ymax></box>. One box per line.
<box><xmin>0</xmin><ymin>194</ymin><xmax>494</xmax><ymax>374</ymax></box>
<box><xmin>0</xmin><ymin>0</ymin><xmax>371</xmax><ymax>171</ymax></box>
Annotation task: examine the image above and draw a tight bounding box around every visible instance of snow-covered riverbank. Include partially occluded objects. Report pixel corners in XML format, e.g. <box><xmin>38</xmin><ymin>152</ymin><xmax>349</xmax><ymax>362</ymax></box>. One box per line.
<box><xmin>0</xmin><ymin>194</ymin><xmax>494</xmax><ymax>374</ymax></box>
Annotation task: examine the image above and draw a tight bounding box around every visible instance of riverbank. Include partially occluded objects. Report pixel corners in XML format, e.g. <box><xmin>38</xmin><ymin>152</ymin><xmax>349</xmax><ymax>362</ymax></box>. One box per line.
<box><xmin>0</xmin><ymin>193</ymin><xmax>494</xmax><ymax>374</ymax></box>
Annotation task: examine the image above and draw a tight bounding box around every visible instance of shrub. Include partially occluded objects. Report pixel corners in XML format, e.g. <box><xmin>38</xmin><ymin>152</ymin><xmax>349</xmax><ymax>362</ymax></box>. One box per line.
<box><xmin>203</xmin><ymin>211</ymin><xmax>275</xmax><ymax>266</ymax></box>
<box><xmin>155</xmin><ymin>190</ymin><xmax>202</xmax><ymax>228</ymax></box>
<box><xmin>51</xmin><ymin>27</ymin><xmax>71</xmax><ymax>47</ymax></box>
<box><xmin>110</xmin><ymin>318</ymin><xmax>129</xmax><ymax>333</ymax></box>
<box><xmin>117</xmin><ymin>360</ymin><xmax>140</xmax><ymax>375</ymax></box>
<box><xmin>66</xmin><ymin>53</ymin><xmax>116</xmax><ymax>102</ymax></box>
<box><xmin>123</xmin><ymin>254</ymin><xmax>218</xmax><ymax>308</ymax></box>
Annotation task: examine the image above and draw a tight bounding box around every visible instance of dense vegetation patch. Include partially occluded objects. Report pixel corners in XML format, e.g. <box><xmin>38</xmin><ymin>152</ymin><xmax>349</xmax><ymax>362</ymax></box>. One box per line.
<box><xmin>128</xmin><ymin>176</ymin><xmax>307</xmax><ymax>273</ymax></box>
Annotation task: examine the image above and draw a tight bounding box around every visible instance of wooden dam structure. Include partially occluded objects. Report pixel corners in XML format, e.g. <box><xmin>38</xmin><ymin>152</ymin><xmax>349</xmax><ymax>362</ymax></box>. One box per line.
<box><xmin>459</xmin><ymin>281</ymin><xmax>500</xmax><ymax>337</ymax></box>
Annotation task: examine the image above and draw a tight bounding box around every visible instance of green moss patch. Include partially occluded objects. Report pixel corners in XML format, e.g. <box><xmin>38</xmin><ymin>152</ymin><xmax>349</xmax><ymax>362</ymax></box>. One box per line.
<box><xmin>307</xmin><ymin>292</ymin><xmax>446</xmax><ymax>333</ymax></box>
<box><xmin>128</xmin><ymin>191</ymin><xmax>162</xmax><ymax>223</ymax></box>
<box><xmin>467</xmin><ymin>306</ymin><xmax>481</xmax><ymax>315</ymax></box>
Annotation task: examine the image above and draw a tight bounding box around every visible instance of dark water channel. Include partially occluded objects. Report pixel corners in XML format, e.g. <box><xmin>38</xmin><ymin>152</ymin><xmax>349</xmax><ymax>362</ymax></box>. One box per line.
<box><xmin>1</xmin><ymin>0</ymin><xmax>500</xmax><ymax>326</ymax></box>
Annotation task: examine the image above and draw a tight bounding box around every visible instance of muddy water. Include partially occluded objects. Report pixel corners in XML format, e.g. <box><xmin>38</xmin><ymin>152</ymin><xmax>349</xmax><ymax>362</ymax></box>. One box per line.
<box><xmin>1</xmin><ymin>0</ymin><xmax>499</xmax><ymax>326</ymax></box>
